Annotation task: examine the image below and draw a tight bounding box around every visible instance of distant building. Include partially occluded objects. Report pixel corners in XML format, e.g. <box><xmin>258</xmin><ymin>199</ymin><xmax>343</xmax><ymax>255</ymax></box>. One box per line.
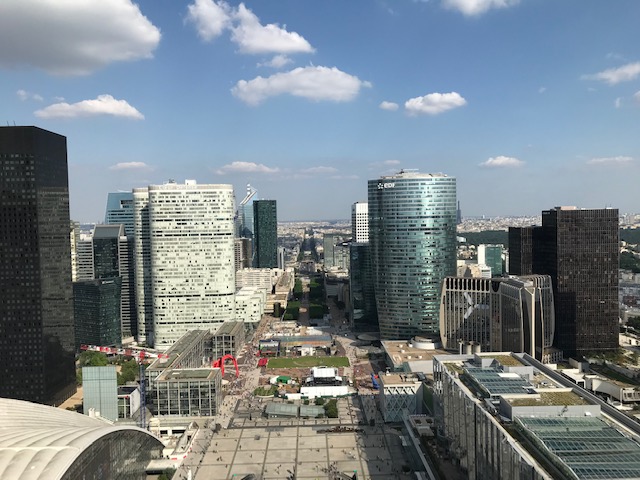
<box><xmin>477</xmin><ymin>244</ymin><xmax>503</xmax><ymax>276</ymax></box>
<box><xmin>508</xmin><ymin>227</ymin><xmax>533</xmax><ymax>275</ymax></box>
<box><xmin>74</xmin><ymin>278</ymin><xmax>122</xmax><ymax>350</ymax></box>
<box><xmin>351</xmin><ymin>201</ymin><xmax>369</xmax><ymax>243</ymax></box>
<box><xmin>104</xmin><ymin>191</ymin><xmax>134</xmax><ymax>236</ymax></box>
<box><xmin>322</xmin><ymin>233</ymin><xmax>343</xmax><ymax>269</ymax></box>
<box><xmin>235</xmin><ymin>237</ymin><xmax>253</xmax><ymax>270</ymax></box>
<box><xmin>349</xmin><ymin>243</ymin><xmax>378</xmax><ymax>329</ymax></box>
<box><xmin>368</xmin><ymin>171</ymin><xmax>457</xmax><ymax>339</ymax></box>
<box><xmin>0</xmin><ymin>126</ymin><xmax>76</xmax><ymax>406</ymax></box>
<box><xmin>277</xmin><ymin>246</ymin><xmax>286</xmax><ymax>269</ymax></box>
<box><xmin>509</xmin><ymin>207</ymin><xmax>619</xmax><ymax>356</ymax></box>
<box><xmin>133</xmin><ymin>181</ymin><xmax>236</xmax><ymax>350</ymax></box>
<box><xmin>253</xmin><ymin>199</ymin><xmax>278</xmax><ymax>268</ymax></box>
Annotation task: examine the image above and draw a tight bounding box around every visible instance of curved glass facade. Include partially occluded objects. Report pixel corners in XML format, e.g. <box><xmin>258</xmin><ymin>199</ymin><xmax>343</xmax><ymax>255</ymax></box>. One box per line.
<box><xmin>62</xmin><ymin>429</ymin><xmax>163</xmax><ymax>480</ymax></box>
<box><xmin>368</xmin><ymin>172</ymin><xmax>456</xmax><ymax>339</ymax></box>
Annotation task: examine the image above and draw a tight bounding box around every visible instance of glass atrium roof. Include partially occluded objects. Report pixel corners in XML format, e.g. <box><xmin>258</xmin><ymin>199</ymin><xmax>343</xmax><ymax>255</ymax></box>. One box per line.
<box><xmin>465</xmin><ymin>366</ymin><xmax>532</xmax><ymax>396</ymax></box>
<box><xmin>518</xmin><ymin>416</ymin><xmax>640</xmax><ymax>479</ymax></box>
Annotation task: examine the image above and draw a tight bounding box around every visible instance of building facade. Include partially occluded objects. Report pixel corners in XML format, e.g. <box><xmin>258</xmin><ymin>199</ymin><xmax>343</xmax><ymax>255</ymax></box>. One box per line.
<box><xmin>368</xmin><ymin>171</ymin><xmax>457</xmax><ymax>339</ymax></box>
<box><xmin>351</xmin><ymin>201</ymin><xmax>369</xmax><ymax>243</ymax></box>
<box><xmin>440</xmin><ymin>275</ymin><xmax>556</xmax><ymax>362</ymax></box>
<box><xmin>135</xmin><ymin>181</ymin><xmax>236</xmax><ymax>350</ymax></box>
<box><xmin>74</xmin><ymin>278</ymin><xmax>122</xmax><ymax>350</ymax></box>
<box><xmin>104</xmin><ymin>191</ymin><xmax>134</xmax><ymax>236</ymax></box>
<box><xmin>509</xmin><ymin>207</ymin><xmax>619</xmax><ymax>356</ymax></box>
<box><xmin>253</xmin><ymin>199</ymin><xmax>278</xmax><ymax>268</ymax></box>
<box><xmin>478</xmin><ymin>244</ymin><xmax>503</xmax><ymax>276</ymax></box>
<box><xmin>349</xmin><ymin>243</ymin><xmax>377</xmax><ymax>329</ymax></box>
<box><xmin>0</xmin><ymin>126</ymin><xmax>76</xmax><ymax>405</ymax></box>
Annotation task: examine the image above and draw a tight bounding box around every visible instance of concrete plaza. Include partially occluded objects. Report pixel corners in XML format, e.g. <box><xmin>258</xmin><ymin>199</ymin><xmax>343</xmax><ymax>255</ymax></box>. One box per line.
<box><xmin>177</xmin><ymin>395</ymin><xmax>415</xmax><ymax>480</ymax></box>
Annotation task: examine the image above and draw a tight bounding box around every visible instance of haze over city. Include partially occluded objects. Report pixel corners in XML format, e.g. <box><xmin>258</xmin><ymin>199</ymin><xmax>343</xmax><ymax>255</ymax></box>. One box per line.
<box><xmin>2</xmin><ymin>0</ymin><xmax>640</xmax><ymax>221</ymax></box>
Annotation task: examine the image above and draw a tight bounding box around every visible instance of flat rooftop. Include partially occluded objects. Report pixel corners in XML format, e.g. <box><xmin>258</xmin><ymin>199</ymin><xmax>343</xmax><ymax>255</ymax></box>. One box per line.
<box><xmin>157</xmin><ymin>368</ymin><xmax>219</xmax><ymax>382</ymax></box>
<box><xmin>507</xmin><ymin>390</ymin><xmax>588</xmax><ymax>407</ymax></box>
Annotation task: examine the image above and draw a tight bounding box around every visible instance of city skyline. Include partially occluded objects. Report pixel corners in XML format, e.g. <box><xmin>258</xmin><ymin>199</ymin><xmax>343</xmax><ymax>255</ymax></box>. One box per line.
<box><xmin>2</xmin><ymin>1</ymin><xmax>640</xmax><ymax>222</ymax></box>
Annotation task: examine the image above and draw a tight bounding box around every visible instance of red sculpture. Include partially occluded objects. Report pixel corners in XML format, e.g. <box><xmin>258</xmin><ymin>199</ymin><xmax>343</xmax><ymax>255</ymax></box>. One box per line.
<box><xmin>212</xmin><ymin>354</ymin><xmax>239</xmax><ymax>378</ymax></box>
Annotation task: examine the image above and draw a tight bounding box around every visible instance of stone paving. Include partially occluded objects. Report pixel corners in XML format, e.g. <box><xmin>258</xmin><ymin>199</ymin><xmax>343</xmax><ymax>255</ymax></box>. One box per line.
<box><xmin>176</xmin><ymin>395</ymin><xmax>414</xmax><ymax>480</ymax></box>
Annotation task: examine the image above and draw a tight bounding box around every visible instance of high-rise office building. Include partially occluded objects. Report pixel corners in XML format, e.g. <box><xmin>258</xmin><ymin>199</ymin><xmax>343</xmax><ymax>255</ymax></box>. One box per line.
<box><xmin>368</xmin><ymin>171</ymin><xmax>457</xmax><ymax>339</ymax></box>
<box><xmin>508</xmin><ymin>227</ymin><xmax>533</xmax><ymax>275</ymax></box>
<box><xmin>439</xmin><ymin>275</ymin><xmax>557</xmax><ymax>362</ymax></box>
<box><xmin>351</xmin><ymin>202</ymin><xmax>369</xmax><ymax>243</ymax></box>
<box><xmin>253</xmin><ymin>199</ymin><xmax>278</xmax><ymax>268</ymax></box>
<box><xmin>509</xmin><ymin>207</ymin><xmax>619</xmax><ymax>356</ymax></box>
<box><xmin>134</xmin><ymin>180</ymin><xmax>236</xmax><ymax>350</ymax></box>
<box><xmin>74</xmin><ymin>278</ymin><xmax>122</xmax><ymax>350</ymax></box>
<box><xmin>133</xmin><ymin>187</ymin><xmax>152</xmax><ymax>344</ymax></box>
<box><xmin>477</xmin><ymin>244</ymin><xmax>504</xmax><ymax>276</ymax></box>
<box><xmin>323</xmin><ymin>234</ymin><xmax>343</xmax><ymax>269</ymax></box>
<box><xmin>0</xmin><ymin>126</ymin><xmax>76</xmax><ymax>405</ymax></box>
<box><xmin>349</xmin><ymin>243</ymin><xmax>377</xmax><ymax>329</ymax></box>
<box><xmin>104</xmin><ymin>192</ymin><xmax>134</xmax><ymax>236</ymax></box>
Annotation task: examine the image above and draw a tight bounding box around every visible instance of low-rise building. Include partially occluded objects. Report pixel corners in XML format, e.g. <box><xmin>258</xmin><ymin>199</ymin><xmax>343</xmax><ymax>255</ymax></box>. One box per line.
<box><xmin>378</xmin><ymin>372</ymin><xmax>423</xmax><ymax>422</ymax></box>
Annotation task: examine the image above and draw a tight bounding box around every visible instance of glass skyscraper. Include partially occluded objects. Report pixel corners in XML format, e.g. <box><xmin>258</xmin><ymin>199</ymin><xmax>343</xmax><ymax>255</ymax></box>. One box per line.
<box><xmin>0</xmin><ymin>126</ymin><xmax>76</xmax><ymax>405</ymax></box>
<box><xmin>368</xmin><ymin>171</ymin><xmax>457</xmax><ymax>339</ymax></box>
<box><xmin>253</xmin><ymin>199</ymin><xmax>278</xmax><ymax>268</ymax></box>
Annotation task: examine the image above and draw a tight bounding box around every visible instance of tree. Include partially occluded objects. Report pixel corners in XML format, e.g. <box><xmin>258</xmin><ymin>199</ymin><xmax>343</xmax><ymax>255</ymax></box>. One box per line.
<box><xmin>324</xmin><ymin>399</ymin><xmax>338</xmax><ymax>418</ymax></box>
<box><xmin>78</xmin><ymin>351</ymin><xmax>108</xmax><ymax>367</ymax></box>
<box><xmin>118</xmin><ymin>358</ymin><xmax>138</xmax><ymax>385</ymax></box>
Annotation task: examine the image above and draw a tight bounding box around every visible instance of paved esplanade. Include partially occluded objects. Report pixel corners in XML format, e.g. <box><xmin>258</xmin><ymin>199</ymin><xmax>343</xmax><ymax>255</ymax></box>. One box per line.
<box><xmin>176</xmin><ymin>394</ymin><xmax>414</xmax><ymax>480</ymax></box>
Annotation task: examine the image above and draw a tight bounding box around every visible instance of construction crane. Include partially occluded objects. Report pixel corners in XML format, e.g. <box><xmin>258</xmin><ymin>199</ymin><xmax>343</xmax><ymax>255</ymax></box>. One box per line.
<box><xmin>80</xmin><ymin>344</ymin><xmax>169</xmax><ymax>362</ymax></box>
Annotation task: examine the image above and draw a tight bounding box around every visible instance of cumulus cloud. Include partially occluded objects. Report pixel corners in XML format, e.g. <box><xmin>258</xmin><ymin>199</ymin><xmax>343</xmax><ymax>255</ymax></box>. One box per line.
<box><xmin>587</xmin><ymin>156</ymin><xmax>633</xmax><ymax>166</ymax></box>
<box><xmin>34</xmin><ymin>94</ymin><xmax>144</xmax><ymax>120</ymax></box>
<box><xmin>258</xmin><ymin>54</ymin><xmax>293</xmax><ymax>69</ymax></box>
<box><xmin>404</xmin><ymin>92</ymin><xmax>466</xmax><ymax>116</ymax></box>
<box><xmin>0</xmin><ymin>0</ymin><xmax>160</xmax><ymax>76</ymax></box>
<box><xmin>442</xmin><ymin>0</ymin><xmax>519</xmax><ymax>16</ymax></box>
<box><xmin>215</xmin><ymin>161</ymin><xmax>279</xmax><ymax>174</ymax></box>
<box><xmin>232</xmin><ymin>66</ymin><xmax>371</xmax><ymax>105</ymax></box>
<box><xmin>109</xmin><ymin>162</ymin><xmax>151</xmax><ymax>170</ymax></box>
<box><xmin>300</xmin><ymin>166</ymin><xmax>338</xmax><ymax>174</ymax></box>
<box><xmin>582</xmin><ymin>62</ymin><xmax>640</xmax><ymax>85</ymax></box>
<box><xmin>186</xmin><ymin>1</ymin><xmax>313</xmax><ymax>55</ymax></box>
<box><xmin>231</xmin><ymin>4</ymin><xmax>314</xmax><ymax>54</ymax></box>
<box><xmin>185</xmin><ymin>0</ymin><xmax>231</xmax><ymax>42</ymax></box>
<box><xmin>379</xmin><ymin>101</ymin><xmax>399</xmax><ymax>111</ymax></box>
<box><xmin>16</xmin><ymin>89</ymin><xmax>42</xmax><ymax>101</ymax></box>
<box><xmin>479</xmin><ymin>156</ymin><xmax>525</xmax><ymax>168</ymax></box>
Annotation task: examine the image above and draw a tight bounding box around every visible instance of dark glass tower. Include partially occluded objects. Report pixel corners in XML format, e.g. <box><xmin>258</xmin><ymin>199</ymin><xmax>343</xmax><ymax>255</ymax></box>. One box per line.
<box><xmin>73</xmin><ymin>278</ymin><xmax>122</xmax><ymax>350</ymax></box>
<box><xmin>508</xmin><ymin>227</ymin><xmax>533</xmax><ymax>275</ymax></box>
<box><xmin>253</xmin><ymin>200</ymin><xmax>278</xmax><ymax>268</ymax></box>
<box><xmin>509</xmin><ymin>207</ymin><xmax>619</xmax><ymax>356</ymax></box>
<box><xmin>0</xmin><ymin>126</ymin><xmax>76</xmax><ymax>405</ymax></box>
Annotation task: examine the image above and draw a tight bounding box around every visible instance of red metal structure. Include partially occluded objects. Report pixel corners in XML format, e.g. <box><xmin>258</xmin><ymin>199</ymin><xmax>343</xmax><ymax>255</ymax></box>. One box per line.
<box><xmin>80</xmin><ymin>344</ymin><xmax>169</xmax><ymax>362</ymax></box>
<box><xmin>212</xmin><ymin>354</ymin><xmax>239</xmax><ymax>378</ymax></box>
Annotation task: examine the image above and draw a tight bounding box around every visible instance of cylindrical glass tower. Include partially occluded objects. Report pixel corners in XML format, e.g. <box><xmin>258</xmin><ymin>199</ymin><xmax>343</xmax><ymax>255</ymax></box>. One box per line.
<box><xmin>368</xmin><ymin>171</ymin><xmax>457</xmax><ymax>339</ymax></box>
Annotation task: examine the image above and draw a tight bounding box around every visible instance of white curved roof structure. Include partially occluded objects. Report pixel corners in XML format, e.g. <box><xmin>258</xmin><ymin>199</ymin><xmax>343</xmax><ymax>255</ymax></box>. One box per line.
<box><xmin>0</xmin><ymin>398</ymin><xmax>160</xmax><ymax>480</ymax></box>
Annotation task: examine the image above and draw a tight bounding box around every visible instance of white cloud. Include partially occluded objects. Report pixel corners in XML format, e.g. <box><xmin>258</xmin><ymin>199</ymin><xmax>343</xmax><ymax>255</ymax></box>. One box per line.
<box><xmin>634</xmin><ymin>91</ymin><xmax>640</xmax><ymax>104</ymax></box>
<box><xmin>231</xmin><ymin>4</ymin><xmax>314</xmax><ymax>54</ymax></box>
<box><xmin>232</xmin><ymin>66</ymin><xmax>371</xmax><ymax>105</ymax></box>
<box><xmin>215</xmin><ymin>161</ymin><xmax>279</xmax><ymax>174</ymax></box>
<box><xmin>479</xmin><ymin>156</ymin><xmax>525</xmax><ymax>168</ymax></box>
<box><xmin>404</xmin><ymin>92</ymin><xmax>467</xmax><ymax>116</ymax></box>
<box><xmin>0</xmin><ymin>0</ymin><xmax>160</xmax><ymax>76</ymax></box>
<box><xmin>379</xmin><ymin>101</ymin><xmax>399</xmax><ymax>111</ymax></box>
<box><xmin>383</xmin><ymin>160</ymin><xmax>401</xmax><ymax>166</ymax></box>
<box><xmin>16</xmin><ymin>89</ymin><xmax>43</xmax><ymax>101</ymax></box>
<box><xmin>587</xmin><ymin>156</ymin><xmax>633</xmax><ymax>166</ymax></box>
<box><xmin>109</xmin><ymin>162</ymin><xmax>150</xmax><ymax>170</ymax></box>
<box><xmin>34</xmin><ymin>94</ymin><xmax>144</xmax><ymax>120</ymax></box>
<box><xmin>442</xmin><ymin>0</ymin><xmax>519</xmax><ymax>16</ymax></box>
<box><xmin>185</xmin><ymin>0</ymin><xmax>231</xmax><ymax>42</ymax></box>
<box><xmin>330</xmin><ymin>174</ymin><xmax>359</xmax><ymax>180</ymax></box>
<box><xmin>582</xmin><ymin>62</ymin><xmax>640</xmax><ymax>85</ymax></box>
<box><xmin>301</xmin><ymin>166</ymin><xmax>338</xmax><ymax>174</ymax></box>
<box><xmin>258</xmin><ymin>54</ymin><xmax>293</xmax><ymax>69</ymax></box>
<box><xmin>615</xmin><ymin>97</ymin><xmax>622</xmax><ymax>108</ymax></box>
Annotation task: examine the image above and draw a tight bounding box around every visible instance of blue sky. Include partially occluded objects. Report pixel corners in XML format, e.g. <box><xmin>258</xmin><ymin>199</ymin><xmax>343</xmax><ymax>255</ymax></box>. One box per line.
<box><xmin>2</xmin><ymin>0</ymin><xmax>640</xmax><ymax>221</ymax></box>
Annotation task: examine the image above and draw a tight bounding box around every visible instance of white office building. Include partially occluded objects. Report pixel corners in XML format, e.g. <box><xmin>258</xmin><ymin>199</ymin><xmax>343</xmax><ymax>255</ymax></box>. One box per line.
<box><xmin>134</xmin><ymin>180</ymin><xmax>236</xmax><ymax>350</ymax></box>
<box><xmin>351</xmin><ymin>201</ymin><xmax>369</xmax><ymax>243</ymax></box>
